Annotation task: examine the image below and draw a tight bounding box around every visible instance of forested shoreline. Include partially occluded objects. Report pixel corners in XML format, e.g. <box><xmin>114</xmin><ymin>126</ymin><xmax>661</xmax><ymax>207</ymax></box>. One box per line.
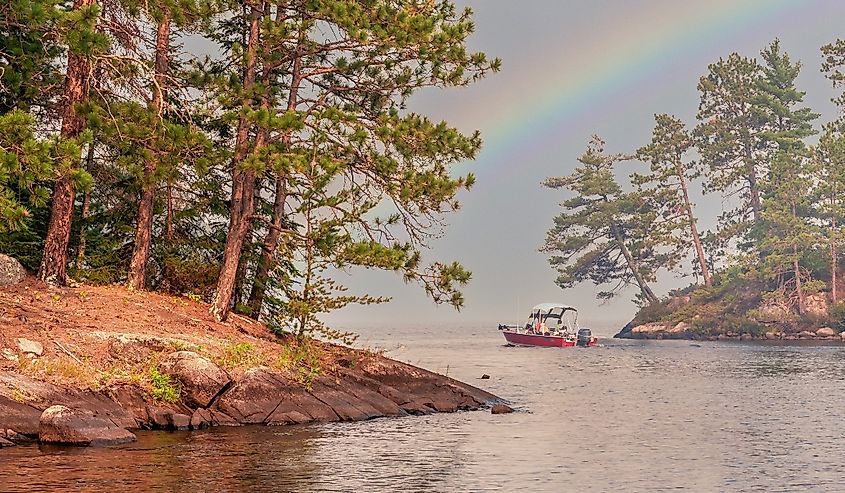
<box><xmin>546</xmin><ymin>39</ymin><xmax>845</xmax><ymax>336</ymax></box>
<box><xmin>0</xmin><ymin>0</ymin><xmax>499</xmax><ymax>337</ymax></box>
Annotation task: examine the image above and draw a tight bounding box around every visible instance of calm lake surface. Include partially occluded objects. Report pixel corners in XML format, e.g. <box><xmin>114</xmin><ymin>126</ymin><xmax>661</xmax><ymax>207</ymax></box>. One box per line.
<box><xmin>3</xmin><ymin>325</ymin><xmax>845</xmax><ymax>492</ymax></box>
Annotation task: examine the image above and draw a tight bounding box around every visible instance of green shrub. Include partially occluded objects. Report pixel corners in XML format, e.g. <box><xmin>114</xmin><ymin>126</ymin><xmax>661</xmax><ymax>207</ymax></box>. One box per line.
<box><xmin>149</xmin><ymin>367</ymin><xmax>180</xmax><ymax>403</ymax></box>
<box><xmin>827</xmin><ymin>302</ymin><xmax>845</xmax><ymax>333</ymax></box>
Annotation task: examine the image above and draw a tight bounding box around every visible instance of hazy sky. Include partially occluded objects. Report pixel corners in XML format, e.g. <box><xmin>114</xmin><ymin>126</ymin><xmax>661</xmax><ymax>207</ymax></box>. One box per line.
<box><xmin>325</xmin><ymin>0</ymin><xmax>845</xmax><ymax>332</ymax></box>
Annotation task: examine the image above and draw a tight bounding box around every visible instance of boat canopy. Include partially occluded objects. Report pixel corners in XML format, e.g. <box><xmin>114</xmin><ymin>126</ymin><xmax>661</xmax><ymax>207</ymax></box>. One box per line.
<box><xmin>530</xmin><ymin>303</ymin><xmax>577</xmax><ymax>313</ymax></box>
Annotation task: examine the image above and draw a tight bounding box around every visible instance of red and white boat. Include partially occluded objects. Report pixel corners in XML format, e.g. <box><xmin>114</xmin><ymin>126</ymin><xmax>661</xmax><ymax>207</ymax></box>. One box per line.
<box><xmin>498</xmin><ymin>303</ymin><xmax>598</xmax><ymax>347</ymax></box>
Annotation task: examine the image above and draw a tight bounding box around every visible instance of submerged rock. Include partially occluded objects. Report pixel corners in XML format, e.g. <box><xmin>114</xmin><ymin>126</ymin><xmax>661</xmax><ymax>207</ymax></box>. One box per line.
<box><xmin>491</xmin><ymin>404</ymin><xmax>514</xmax><ymax>414</ymax></box>
<box><xmin>39</xmin><ymin>405</ymin><xmax>136</xmax><ymax>446</ymax></box>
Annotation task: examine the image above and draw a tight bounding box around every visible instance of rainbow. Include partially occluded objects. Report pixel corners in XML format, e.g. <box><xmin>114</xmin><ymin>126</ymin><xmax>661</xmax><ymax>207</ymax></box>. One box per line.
<box><xmin>460</xmin><ymin>0</ymin><xmax>810</xmax><ymax>184</ymax></box>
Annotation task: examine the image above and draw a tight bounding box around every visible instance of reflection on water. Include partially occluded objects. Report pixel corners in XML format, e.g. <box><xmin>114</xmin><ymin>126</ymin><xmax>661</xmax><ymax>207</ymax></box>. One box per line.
<box><xmin>2</xmin><ymin>328</ymin><xmax>845</xmax><ymax>492</ymax></box>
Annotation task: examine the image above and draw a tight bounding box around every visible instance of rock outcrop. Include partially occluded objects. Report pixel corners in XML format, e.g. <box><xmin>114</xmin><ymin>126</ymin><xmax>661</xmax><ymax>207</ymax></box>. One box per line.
<box><xmin>39</xmin><ymin>405</ymin><xmax>137</xmax><ymax>446</ymax></box>
<box><xmin>158</xmin><ymin>351</ymin><xmax>230</xmax><ymax>408</ymax></box>
<box><xmin>0</xmin><ymin>351</ymin><xmax>501</xmax><ymax>446</ymax></box>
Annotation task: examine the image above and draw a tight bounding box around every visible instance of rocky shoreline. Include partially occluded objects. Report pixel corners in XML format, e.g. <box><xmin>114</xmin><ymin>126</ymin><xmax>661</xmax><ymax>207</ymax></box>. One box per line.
<box><xmin>0</xmin><ymin>268</ymin><xmax>508</xmax><ymax>448</ymax></box>
<box><xmin>1</xmin><ymin>345</ymin><xmax>502</xmax><ymax>447</ymax></box>
<box><xmin>615</xmin><ymin>321</ymin><xmax>845</xmax><ymax>342</ymax></box>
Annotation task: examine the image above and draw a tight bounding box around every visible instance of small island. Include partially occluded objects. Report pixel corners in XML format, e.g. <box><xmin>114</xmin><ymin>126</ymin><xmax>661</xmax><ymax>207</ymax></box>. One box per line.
<box><xmin>543</xmin><ymin>40</ymin><xmax>845</xmax><ymax>343</ymax></box>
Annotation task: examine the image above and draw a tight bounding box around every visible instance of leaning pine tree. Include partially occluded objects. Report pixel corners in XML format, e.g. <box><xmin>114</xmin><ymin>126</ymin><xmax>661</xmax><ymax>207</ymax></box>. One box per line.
<box><xmin>543</xmin><ymin>136</ymin><xmax>661</xmax><ymax>305</ymax></box>
<box><xmin>635</xmin><ymin>114</ymin><xmax>712</xmax><ymax>286</ymax></box>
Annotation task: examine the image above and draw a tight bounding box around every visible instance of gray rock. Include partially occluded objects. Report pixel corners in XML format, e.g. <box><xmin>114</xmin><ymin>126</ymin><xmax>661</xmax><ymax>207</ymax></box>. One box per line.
<box><xmin>816</xmin><ymin>327</ymin><xmax>836</xmax><ymax>337</ymax></box>
<box><xmin>158</xmin><ymin>351</ymin><xmax>231</xmax><ymax>408</ymax></box>
<box><xmin>491</xmin><ymin>404</ymin><xmax>514</xmax><ymax>414</ymax></box>
<box><xmin>17</xmin><ymin>338</ymin><xmax>43</xmax><ymax>357</ymax></box>
<box><xmin>0</xmin><ymin>395</ymin><xmax>43</xmax><ymax>437</ymax></box>
<box><xmin>148</xmin><ymin>407</ymin><xmax>191</xmax><ymax>430</ymax></box>
<box><xmin>39</xmin><ymin>405</ymin><xmax>136</xmax><ymax>446</ymax></box>
<box><xmin>0</xmin><ymin>254</ymin><xmax>25</xmax><ymax>286</ymax></box>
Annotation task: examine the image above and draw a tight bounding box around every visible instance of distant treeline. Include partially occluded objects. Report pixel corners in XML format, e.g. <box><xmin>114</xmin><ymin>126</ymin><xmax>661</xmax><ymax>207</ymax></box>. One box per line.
<box><xmin>545</xmin><ymin>39</ymin><xmax>845</xmax><ymax>316</ymax></box>
<box><xmin>0</xmin><ymin>0</ymin><xmax>500</xmax><ymax>338</ymax></box>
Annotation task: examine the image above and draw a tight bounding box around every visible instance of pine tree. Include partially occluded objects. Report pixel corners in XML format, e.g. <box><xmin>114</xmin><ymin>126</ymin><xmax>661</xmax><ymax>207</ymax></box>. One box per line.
<box><xmin>635</xmin><ymin>113</ymin><xmax>711</xmax><ymax>286</ymax></box>
<box><xmin>0</xmin><ymin>0</ymin><xmax>64</xmax><ymax>113</ymax></box>
<box><xmin>695</xmin><ymin>52</ymin><xmax>765</xmax><ymax>240</ymax></box>
<box><xmin>208</xmin><ymin>1</ymin><xmax>499</xmax><ymax>321</ymax></box>
<box><xmin>543</xmin><ymin>137</ymin><xmax>661</xmax><ymax>304</ymax></box>
<box><xmin>754</xmin><ymin>40</ymin><xmax>819</xmax><ymax>314</ymax></box>
<box><xmin>126</xmin><ymin>0</ymin><xmax>211</xmax><ymax>290</ymax></box>
<box><xmin>812</xmin><ymin>131</ymin><xmax>845</xmax><ymax>304</ymax></box>
<box><xmin>38</xmin><ymin>0</ymin><xmax>105</xmax><ymax>285</ymax></box>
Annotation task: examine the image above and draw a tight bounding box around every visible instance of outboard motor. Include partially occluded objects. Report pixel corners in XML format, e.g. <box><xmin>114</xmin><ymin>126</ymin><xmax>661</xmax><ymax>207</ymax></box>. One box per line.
<box><xmin>576</xmin><ymin>328</ymin><xmax>592</xmax><ymax>347</ymax></box>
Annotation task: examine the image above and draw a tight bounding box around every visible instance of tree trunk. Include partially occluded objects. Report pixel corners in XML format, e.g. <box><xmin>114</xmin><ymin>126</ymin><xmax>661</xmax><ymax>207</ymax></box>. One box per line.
<box><xmin>792</xmin><ymin>202</ymin><xmax>805</xmax><ymax>314</ymax></box>
<box><xmin>211</xmin><ymin>1</ymin><xmax>263</xmax><ymax>321</ymax></box>
<box><xmin>165</xmin><ymin>180</ymin><xmax>174</xmax><ymax>241</ymax></box>
<box><xmin>247</xmin><ymin>176</ymin><xmax>287</xmax><ymax>316</ymax></box>
<box><xmin>676</xmin><ymin>159</ymin><xmax>711</xmax><ymax>286</ymax></box>
<box><xmin>746</xmin><ymin>146</ymin><xmax>761</xmax><ymax>223</ymax></box>
<box><xmin>246</xmin><ymin>34</ymin><xmax>303</xmax><ymax>318</ymax></box>
<box><xmin>75</xmin><ymin>143</ymin><xmax>95</xmax><ymax>270</ymax></box>
<box><xmin>38</xmin><ymin>0</ymin><xmax>97</xmax><ymax>285</ymax></box>
<box><xmin>610</xmin><ymin>223</ymin><xmax>658</xmax><ymax>304</ymax></box>
<box><xmin>128</xmin><ymin>9</ymin><xmax>171</xmax><ymax>291</ymax></box>
<box><xmin>832</xmin><ymin>217</ymin><xmax>838</xmax><ymax>305</ymax></box>
<box><xmin>794</xmin><ymin>243</ymin><xmax>805</xmax><ymax>315</ymax></box>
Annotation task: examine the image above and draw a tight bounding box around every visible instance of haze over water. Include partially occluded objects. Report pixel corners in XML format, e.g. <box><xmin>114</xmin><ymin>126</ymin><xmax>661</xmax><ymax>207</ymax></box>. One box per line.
<box><xmin>3</xmin><ymin>326</ymin><xmax>845</xmax><ymax>492</ymax></box>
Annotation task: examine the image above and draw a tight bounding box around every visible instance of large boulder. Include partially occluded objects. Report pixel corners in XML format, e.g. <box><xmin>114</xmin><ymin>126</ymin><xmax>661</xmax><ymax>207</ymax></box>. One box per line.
<box><xmin>39</xmin><ymin>405</ymin><xmax>136</xmax><ymax>446</ymax></box>
<box><xmin>158</xmin><ymin>351</ymin><xmax>230</xmax><ymax>408</ymax></box>
<box><xmin>816</xmin><ymin>327</ymin><xmax>837</xmax><ymax>338</ymax></box>
<box><xmin>0</xmin><ymin>254</ymin><xmax>25</xmax><ymax>286</ymax></box>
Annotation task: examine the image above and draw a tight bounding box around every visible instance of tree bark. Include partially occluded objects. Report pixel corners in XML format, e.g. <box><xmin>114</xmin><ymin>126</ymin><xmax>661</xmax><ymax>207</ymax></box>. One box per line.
<box><xmin>610</xmin><ymin>223</ymin><xmax>658</xmax><ymax>304</ymax></box>
<box><xmin>128</xmin><ymin>9</ymin><xmax>171</xmax><ymax>291</ymax></box>
<box><xmin>211</xmin><ymin>1</ymin><xmax>263</xmax><ymax>321</ymax></box>
<box><xmin>75</xmin><ymin>143</ymin><xmax>95</xmax><ymax>270</ymax></box>
<box><xmin>38</xmin><ymin>0</ymin><xmax>97</xmax><ymax>285</ymax></box>
<box><xmin>247</xmin><ymin>176</ymin><xmax>287</xmax><ymax>316</ymax></box>
<box><xmin>746</xmin><ymin>146</ymin><xmax>762</xmax><ymax>223</ymax></box>
<box><xmin>165</xmin><ymin>180</ymin><xmax>174</xmax><ymax>241</ymax></box>
<box><xmin>794</xmin><ymin>243</ymin><xmax>805</xmax><ymax>315</ymax></box>
<box><xmin>832</xmin><ymin>217</ymin><xmax>838</xmax><ymax>305</ymax></box>
<box><xmin>792</xmin><ymin>202</ymin><xmax>805</xmax><ymax>314</ymax></box>
<box><xmin>675</xmin><ymin>158</ymin><xmax>711</xmax><ymax>286</ymax></box>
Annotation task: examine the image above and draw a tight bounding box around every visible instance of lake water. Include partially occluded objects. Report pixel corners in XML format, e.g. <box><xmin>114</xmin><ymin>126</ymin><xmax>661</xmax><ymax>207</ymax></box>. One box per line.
<box><xmin>3</xmin><ymin>325</ymin><xmax>845</xmax><ymax>492</ymax></box>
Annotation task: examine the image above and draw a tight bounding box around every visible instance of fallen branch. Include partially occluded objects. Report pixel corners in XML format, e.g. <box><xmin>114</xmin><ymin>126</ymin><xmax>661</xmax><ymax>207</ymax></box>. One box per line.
<box><xmin>53</xmin><ymin>340</ymin><xmax>84</xmax><ymax>365</ymax></box>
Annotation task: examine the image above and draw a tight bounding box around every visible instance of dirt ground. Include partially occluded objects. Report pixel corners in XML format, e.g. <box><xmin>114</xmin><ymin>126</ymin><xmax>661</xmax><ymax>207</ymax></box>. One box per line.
<box><xmin>0</xmin><ymin>277</ymin><xmax>355</xmax><ymax>390</ymax></box>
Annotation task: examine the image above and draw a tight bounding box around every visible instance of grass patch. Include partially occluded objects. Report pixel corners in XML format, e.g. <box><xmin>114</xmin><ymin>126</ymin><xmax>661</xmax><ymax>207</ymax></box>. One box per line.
<box><xmin>148</xmin><ymin>366</ymin><xmax>181</xmax><ymax>403</ymax></box>
<box><xmin>215</xmin><ymin>341</ymin><xmax>264</xmax><ymax>370</ymax></box>
<box><xmin>274</xmin><ymin>339</ymin><xmax>324</xmax><ymax>390</ymax></box>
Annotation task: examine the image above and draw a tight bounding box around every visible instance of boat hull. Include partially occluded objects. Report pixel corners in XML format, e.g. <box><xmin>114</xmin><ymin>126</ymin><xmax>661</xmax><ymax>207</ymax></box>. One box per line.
<box><xmin>502</xmin><ymin>330</ymin><xmax>598</xmax><ymax>347</ymax></box>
